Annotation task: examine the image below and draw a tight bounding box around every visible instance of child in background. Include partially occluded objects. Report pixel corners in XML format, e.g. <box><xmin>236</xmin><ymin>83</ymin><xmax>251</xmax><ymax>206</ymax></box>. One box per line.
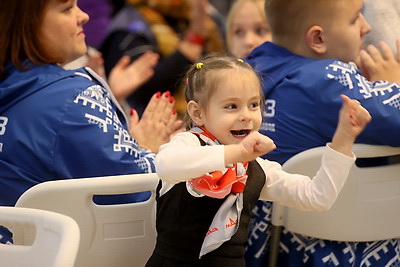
<box><xmin>145</xmin><ymin>54</ymin><xmax>371</xmax><ymax>266</ymax></box>
<box><xmin>245</xmin><ymin>0</ymin><xmax>400</xmax><ymax>266</ymax></box>
<box><xmin>226</xmin><ymin>0</ymin><xmax>271</xmax><ymax>58</ymax></box>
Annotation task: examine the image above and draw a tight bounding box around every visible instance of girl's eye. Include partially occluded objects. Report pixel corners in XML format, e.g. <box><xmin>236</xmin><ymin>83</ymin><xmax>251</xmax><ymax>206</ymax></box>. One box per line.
<box><xmin>225</xmin><ymin>104</ymin><xmax>237</xmax><ymax>109</ymax></box>
<box><xmin>256</xmin><ymin>27</ymin><xmax>268</xmax><ymax>36</ymax></box>
<box><xmin>234</xmin><ymin>29</ymin><xmax>245</xmax><ymax>38</ymax></box>
<box><xmin>250</xmin><ymin>102</ymin><xmax>260</xmax><ymax>109</ymax></box>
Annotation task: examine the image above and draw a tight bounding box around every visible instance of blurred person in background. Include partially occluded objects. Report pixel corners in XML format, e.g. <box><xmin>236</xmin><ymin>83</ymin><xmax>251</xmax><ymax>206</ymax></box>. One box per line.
<box><xmin>226</xmin><ymin>0</ymin><xmax>271</xmax><ymax>58</ymax></box>
<box><xmin>100</xmin><ymin>0</ymin><xmax>226</xmax><ymax>116</ymax></box>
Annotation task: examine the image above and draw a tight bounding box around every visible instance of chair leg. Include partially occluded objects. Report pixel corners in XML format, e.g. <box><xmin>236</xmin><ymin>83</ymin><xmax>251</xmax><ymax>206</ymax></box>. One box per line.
<box><xmin>267</xmin><ymin>225</ymin><xmax>282</xmax><ymax>267</ymax></box>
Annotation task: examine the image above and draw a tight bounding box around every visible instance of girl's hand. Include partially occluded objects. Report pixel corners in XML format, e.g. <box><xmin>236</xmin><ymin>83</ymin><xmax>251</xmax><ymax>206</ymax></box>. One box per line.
<box><xmin>240</xmin><ymin>131</ymin><xmax>277</xmax><ymax>159</ymax></box>
<box><xmin>338</xmin><ymin>95</ymin><xmax>372</xmax><ymax>138</ymax></box>
<box><xmin>331</xmin><ymin>95</ymin><xmax>372</xmax><ymax>156</ymax></box>
<box><xmin>129</xmin><ymin>91</ymin><xmax>183</xmax><ymax>153</ymax></box>
<box><xmin>225</xmin><ymin>131</ymin><xmax>276</xmax><ymax>164</ymax></box>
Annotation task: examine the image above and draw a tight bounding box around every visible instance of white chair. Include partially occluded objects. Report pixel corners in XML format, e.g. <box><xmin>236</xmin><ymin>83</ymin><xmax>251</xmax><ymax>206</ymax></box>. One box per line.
<box><xmin>267</xmin><ymin>144</ymin><xmax>400</xmax><ymax>267</ymax></box>
<box><xmin>16</xmin><ymin>173</ymin><xmax>159</xmax><ymax>267</ymax></box>
<box><xmin>0</xmin><ymin>206</ymin><xmax>80</xmax><ymax>267</ymax></box>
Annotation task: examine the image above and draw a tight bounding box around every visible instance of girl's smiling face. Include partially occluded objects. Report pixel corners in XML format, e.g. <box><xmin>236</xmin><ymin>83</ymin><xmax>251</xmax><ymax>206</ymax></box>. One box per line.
<box><xmin>194</xmin><ymin>69</ymin><xmax>263</xmax><ymax>145</ymax></box>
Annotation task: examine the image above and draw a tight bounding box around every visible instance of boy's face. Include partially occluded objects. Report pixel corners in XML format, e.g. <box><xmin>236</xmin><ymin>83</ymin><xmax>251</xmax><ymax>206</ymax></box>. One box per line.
<box><xmin>322</xmin><ymin>0</ymin><xmax>371</xmax><ymax>62</ymax></box>
<box><xmin>199</xmin><ymin>69</ymin><xmax>262</xmax><ymax>145</ymax></box>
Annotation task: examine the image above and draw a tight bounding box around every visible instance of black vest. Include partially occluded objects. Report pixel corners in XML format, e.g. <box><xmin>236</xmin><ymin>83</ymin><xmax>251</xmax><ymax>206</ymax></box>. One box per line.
<box><xmin>154</xmin><ymin>147</ymin><xmax>266</xmax><ymax>266</ymax></box>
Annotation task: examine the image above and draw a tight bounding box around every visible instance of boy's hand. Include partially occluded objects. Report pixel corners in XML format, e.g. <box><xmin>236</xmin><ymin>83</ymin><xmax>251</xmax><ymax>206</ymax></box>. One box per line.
<box><xmin>331</xmin><ymin>95</ymin><xmax>372</xmax><ymax>156</ymax></box>
<box><xmin>358</xmin><ymin>40</ymin><xmax>400</xmax><ymax>83</ymax></box>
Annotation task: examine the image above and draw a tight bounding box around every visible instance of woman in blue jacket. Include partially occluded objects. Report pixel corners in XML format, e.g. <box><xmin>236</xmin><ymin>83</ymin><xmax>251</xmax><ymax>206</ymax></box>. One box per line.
<box><xmin>0</xmin><ymin>0</ymin><xmax>180</xmax><ymax>244</ymax></box>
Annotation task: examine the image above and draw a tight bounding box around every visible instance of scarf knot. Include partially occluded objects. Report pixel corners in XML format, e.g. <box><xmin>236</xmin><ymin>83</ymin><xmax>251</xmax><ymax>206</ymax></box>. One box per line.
<box><xmin>188</xmin><ymin>127</ymin><xmax>248</xmax><ymax>199</ymax></box>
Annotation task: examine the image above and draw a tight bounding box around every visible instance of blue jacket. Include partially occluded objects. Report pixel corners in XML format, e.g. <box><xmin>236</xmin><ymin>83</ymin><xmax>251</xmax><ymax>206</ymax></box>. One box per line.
<box><xmin>247</xmin><ymin>41</ymin><xmax>400</xmax><ymax>164</ymax></box>
<box><xmin>245</xmin><ymin>42</ymin><xmax>400</xmax><ymax>267</ymax></box>
<box><xmin>0</xmin><ymin>63</ymin><xmax>155</xmax><ymax>208</ymax></box>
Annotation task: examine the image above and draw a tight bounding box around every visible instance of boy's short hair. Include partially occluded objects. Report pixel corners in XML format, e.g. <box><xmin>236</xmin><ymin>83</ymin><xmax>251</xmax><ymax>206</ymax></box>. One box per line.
<box><xmin>265</xmin><ymin>0</ymin><xmax>344</xmax><ymax>40</ymax></box>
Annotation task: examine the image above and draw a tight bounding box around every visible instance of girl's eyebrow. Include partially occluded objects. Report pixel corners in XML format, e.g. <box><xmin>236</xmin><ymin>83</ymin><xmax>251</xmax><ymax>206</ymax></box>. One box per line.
<box><xmin>221</xmin><ymin>97</ymin><xmax>241</xmax><ymax>103</ymax></box>
<box><xmin>248</xmin><ymin>94</ymin><xmax>262</xmax><ymax>102</ymax></box>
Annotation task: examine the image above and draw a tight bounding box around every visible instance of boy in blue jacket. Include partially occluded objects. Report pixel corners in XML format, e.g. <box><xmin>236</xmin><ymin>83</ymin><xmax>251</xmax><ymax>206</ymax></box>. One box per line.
<box><xmin>245</xmin><ymin>0</ymin><xmax>400</xmax><ymax>266</ymax></box>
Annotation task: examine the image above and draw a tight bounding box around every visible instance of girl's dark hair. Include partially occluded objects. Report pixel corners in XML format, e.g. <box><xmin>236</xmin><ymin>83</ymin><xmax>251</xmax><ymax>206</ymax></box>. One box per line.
<box><xmin>182</xmin><ymin>53</ymin><xmax>265</xmax><ymax>130</ymax></box>
<box><xmin>0</xmin><ymin>0</ymin><xmax>68</xmax><ymax>80</ymax></box>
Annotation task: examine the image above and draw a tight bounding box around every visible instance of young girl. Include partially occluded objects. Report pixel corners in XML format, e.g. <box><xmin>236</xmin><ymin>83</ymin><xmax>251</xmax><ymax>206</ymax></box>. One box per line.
<box><xmin>226</xmin><ymin>0</ymin><xmax>271</xmax><ymax>58</ymax></box>
<box><xmin>145</xmin><ymin>54</ymin><xmax>371</xmax><ymax>266</ymax></box>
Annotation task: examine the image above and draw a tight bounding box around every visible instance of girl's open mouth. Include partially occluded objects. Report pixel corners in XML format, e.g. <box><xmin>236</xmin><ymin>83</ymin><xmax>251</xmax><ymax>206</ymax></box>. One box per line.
<box><xmin>230</xmin><ymin>129</ymin><xmax>251</xmax><ymax>137</ymax></box>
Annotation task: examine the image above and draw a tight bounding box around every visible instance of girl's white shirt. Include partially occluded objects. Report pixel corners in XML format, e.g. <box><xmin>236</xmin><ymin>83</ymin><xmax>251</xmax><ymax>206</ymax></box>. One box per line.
<box><xmin>155</xmin><ymin>131</ymin><xmax>355</xmax><ymax>212</ymax></box>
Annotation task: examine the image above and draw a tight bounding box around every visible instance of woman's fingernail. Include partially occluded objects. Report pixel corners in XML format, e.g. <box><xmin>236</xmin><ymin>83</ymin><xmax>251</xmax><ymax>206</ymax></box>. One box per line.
<box><xmin>155</xmin><ymin>92</ymin><xmax>161</xmax><ymax>98</ymax></box>
<box><xmin>164</xmin><ymin>91</ymin><xmax>171</xmax><ymax>98</ymax></box>
<box><xmin>130</xmin><ymin>108</ymin><xmax>135</xmax><ymax>116</ymax></box>
<box><xmin>172</xmin><ymin>109</ymin><xmax>177</xmax><ymax>115</ymax></box>
<box><xmin>169</xmin><ymin>96</ymin><xmax>175</xmax><ymax>103</ymax></box>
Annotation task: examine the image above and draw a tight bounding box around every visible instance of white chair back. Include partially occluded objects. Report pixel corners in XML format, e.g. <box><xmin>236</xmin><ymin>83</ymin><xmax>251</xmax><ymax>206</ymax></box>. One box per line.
<box><xmin>16</xmin><ymin>173</ymin><xmax>159</xmax><ymax>267</ymax></box>
<box><xmin>0</xmin><ymin>206</ymin><xmax>80</xmax><ymax>267</ymax></box>
<box><xmin>268</xmin><ymin>144</ymin><xmax>400</xmax><ymax>267</ymax></box>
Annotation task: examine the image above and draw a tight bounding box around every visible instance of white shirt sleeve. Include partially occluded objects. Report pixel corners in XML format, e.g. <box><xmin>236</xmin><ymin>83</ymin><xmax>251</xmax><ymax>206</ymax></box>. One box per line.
<box><xmin>157</xmin><ymin>132</ymin><xmax>356</xmax><ymax>212</ymax></box>
<box><xmin>155</xmin><ymin>132</ymin><xmax>226</xmax><ymax>184</ymax></box>
<box><xmin>258</xmin><ymin>143</ymin><xmax>355</xmax><ymax>211</ymax></box>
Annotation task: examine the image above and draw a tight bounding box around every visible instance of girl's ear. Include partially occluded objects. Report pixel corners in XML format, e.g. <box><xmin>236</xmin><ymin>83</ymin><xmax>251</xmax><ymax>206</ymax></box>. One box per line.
<box><xmin>306</xmin><ymin>25</ymin><xmax>327</xmax><ymax>55</ymax></box>
<box><xmin>187</xmin><ymin>100</ymin><xmax>205</xmax><ymax>126</ymax></box>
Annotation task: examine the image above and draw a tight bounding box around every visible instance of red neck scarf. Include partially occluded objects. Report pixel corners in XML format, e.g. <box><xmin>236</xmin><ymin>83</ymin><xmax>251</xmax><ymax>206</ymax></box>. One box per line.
<box><xmin>188</xmin><ymin>126</ymin><xmax>248</xmax><ymax>258</ymax></box>
<box><xmin>188</xmin><ymin>126</ymin><xmax>248</xmax><ymax>199</ymax></box>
